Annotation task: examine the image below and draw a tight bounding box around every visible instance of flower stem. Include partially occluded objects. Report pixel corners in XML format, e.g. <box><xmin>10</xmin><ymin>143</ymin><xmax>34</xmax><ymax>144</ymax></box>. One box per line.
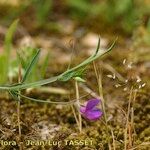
<box><xmin>93</xmin><ymin>62</ymin><xmax>111</xmax><ymax>147</ymax></box>
<box><xmin>75</xmin><ymin>80</ymin><xmax>82</xmax><ymax>133</ymax></box>
<box><xmin>71</xmin><ymin>105</ymin><xmax>80</xmax><ymax>127</ymax></box>
<box><xmin>93</xmin><ymin>62</ymin><xmax>107</xmax><ymax>123</ymax></box>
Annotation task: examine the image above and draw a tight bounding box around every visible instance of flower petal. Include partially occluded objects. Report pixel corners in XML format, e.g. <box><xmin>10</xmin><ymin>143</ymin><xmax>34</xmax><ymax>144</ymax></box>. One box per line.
<box><xmin>85</xmin><ymin>99</ymin><xmax>100</xmax><ymax>111</ymax></box>
<box><xmin>80</xmin><ymin>106</ymin><xmax>86</xmax><ymax>113</ymax></box>
<box><xmin>83</xmin><ymin>108</ymin><xmax>103</xmax><ymax>120</ymax></box>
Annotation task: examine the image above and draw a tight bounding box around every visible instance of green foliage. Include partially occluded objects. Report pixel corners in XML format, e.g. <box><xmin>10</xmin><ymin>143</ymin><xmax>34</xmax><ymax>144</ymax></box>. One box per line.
<box><xmin>0</xmin><ymin>0</ymin><xmax>52</xmax><ymax>28</ymax></box>
<box><xmin>40</xmin><ymin>51</ymin><xmax>49</xmax><ymax>79</ymax></box>
<box><xmin>115</xmin><ymin>0</ymin><xmax>137</xmax><ymax>33</ymax></box>
<box><xmin>58</xmin><ymin>38</ymin><xmax>101</xmax><ymax>82</ymax></box>
<box><xmin>33</xmin><ymin>0</ymin><xmax>52</xmax><ymax>26</ymax></box>
<box><xmin>17</xmin><ymin>47</ymin><xmax>40</xmax><ymax>82</ymax></box>
<box><xmin>4</xmin><ymin>19</ymin><xmax>19</xmax><ymax>53</ymax></box>
<box><xmin>66</xmin><ymin>0</ymin><xmax>91</xmax><ymax>18</ymax></box>
<box><xmin>59</xmin><ymin>67</ymin><xmax>86</xmax><ymax>82</ymax></box>
<box><xmin>17</xmin><ymin>46</ymin><xmax>50</xmax><ymax>83</ymax></box>
<box><xmin>0</xmin><ymin>37</ymin><xmax>116</xmax><ymax>91</ymax></box>
<box><xmin>144</xmin><ymin>23</ymin><xmax>150</xmax><ymax>44</ymax></box>
<box><xmin>0</xmin><ymin>19</ymin><xmax>18</xmax><ymax>84</ymax></box>
<box><xmin>0</xmin><ymin>19</ymin><xmax>49</xmax><ymax>85</ymax></box>
<box><xmin>21</xmin><ymin>49</ymin><xmax>40</xmax><ymax>83</ymax></box>
<box><xmin>66</xmin><ymin>0</ymin><xmax>149</xmax><ymax>34</ymax></box>
<box><xmin>0</xmin><ymin>37</ymin><xmax>116</xmax><ymax>104</ymax></box>
<box><xmin>1</xmin><ymin>0</ymin><xmax>149</xmax><ymax>34</ymax></box>
<box><xmin>147</xmin><ymin>19</ymin><xmax>150</xmax><ymax>33</ymax></box>
<box><xmin>0</xmin><ymin>55</ymin><xmax>8</xmax><ymax>84</ymax></box>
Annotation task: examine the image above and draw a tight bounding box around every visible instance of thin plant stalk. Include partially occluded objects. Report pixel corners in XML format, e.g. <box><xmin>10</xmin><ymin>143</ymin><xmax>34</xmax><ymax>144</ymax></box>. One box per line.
<box><xmin>93</xmin><ymin>62</ymin><xmax>107</xmax><ymax>123</ymax></box>
<box><xmin>129</xmin><ymin>89</ymin><xmax>137</xmax><ymax>148</ymax></box>
<box><xmin>131</xmin><ymin>90</ymin><xmax>137</xmax><ymax>145</ymax></box>
<box><xmin>71</xmin><ymin>105</ymin><xmax>80</xmax><ymax>127</ymax></box>
<box><xmin>68</xmin><ymin>40</ymin><xmax>80</xmax><ymax>130</ymax></box>
<box><xmin>93</xmin><ymin>62</ymin><xmax>111</xmax><ymax>149</ymax></box>
<box><xmin>124</xmin><ymin>86</ymin><xmax>133</xmax><ymax>150</ymax></box>
<box><xmin>111</xmin><ymin>129</ymin><xmax>116</xmax><ymax>150</ymax></box>
<box><xmin>75</xmin><ymin>80</ymin><xmax>82</xmax><ymax>132</ymax></box>
<box><xmin>17</xmin><ymin>65</ymin><xmax>22</xmax><ymax>150</ymax></box>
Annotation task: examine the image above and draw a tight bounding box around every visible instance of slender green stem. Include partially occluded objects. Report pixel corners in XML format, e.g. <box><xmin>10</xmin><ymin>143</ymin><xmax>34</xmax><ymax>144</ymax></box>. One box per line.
<box><xmin>14</xmin><ymin>91</ymin><xmax>77</xmax><ymax>105</ymax></box>
<box><xmin>13</xmin><ymin>91</ymin><xmax>89</xmax><ymax>105</ymax></box>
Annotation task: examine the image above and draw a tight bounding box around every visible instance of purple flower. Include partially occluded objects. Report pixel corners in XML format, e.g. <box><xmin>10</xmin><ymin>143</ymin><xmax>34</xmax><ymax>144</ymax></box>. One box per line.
<box><xmin>80</xmin><ymin>99</ymin><xmax>103</xmax><ymax>120</ymax></box>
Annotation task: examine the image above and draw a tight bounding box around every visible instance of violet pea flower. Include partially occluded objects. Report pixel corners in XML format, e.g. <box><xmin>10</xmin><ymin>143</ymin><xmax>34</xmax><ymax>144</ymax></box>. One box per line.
<box><xmin>80</xmin><ymin>98</ymin><xmax>103</xmax><ymax>120</ymax></box>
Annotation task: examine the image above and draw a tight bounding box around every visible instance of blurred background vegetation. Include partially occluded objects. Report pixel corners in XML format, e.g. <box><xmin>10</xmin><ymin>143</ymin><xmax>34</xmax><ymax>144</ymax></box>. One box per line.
<box><xmin>0</xmin><ymin>0</ymin><xmax>150</xmax><ymax>84</ymax></box>
<box><xmin>0</xmin><ymin>0</ymin><xmax>150</xmax><ymax>35</ymax></box>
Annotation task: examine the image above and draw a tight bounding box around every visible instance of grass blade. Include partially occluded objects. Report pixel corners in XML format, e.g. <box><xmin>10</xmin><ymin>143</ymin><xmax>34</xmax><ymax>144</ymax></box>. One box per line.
<box><xmin>0</xmin><ymin>55</ymin><xmax>8</xmax><ymax>84</ymax></box>
<box><xmin>40</xmin><ymin>51</ymin><xmax>50</xmax><ymax>79</ymax></box>
<box><xmin>0</xmin><ymin>19</ymin><xmax>19</xmax><ymax>84</ymax></box>
<box><xmin>4</xmin><ymin>19</ymin><xmax>19</xmax><ymax>55</ymax></box>
<box><xmin>21</xmin><ymin>49</ymin><xmax>40</xmax><ymax>83</ymax></box>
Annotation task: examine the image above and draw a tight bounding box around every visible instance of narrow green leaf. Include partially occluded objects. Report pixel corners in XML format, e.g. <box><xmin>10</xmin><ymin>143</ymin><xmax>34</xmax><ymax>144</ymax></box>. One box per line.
<box><xmin>40</xmin><ymin>51</ymin><xmax>50</xmax><ymax>78</ymax></box>
<box><xmin>94</xmin><ymin>37</ymin><xmax>100</xmax><ymax>56</ymax></box>
<box><xmin>0</xmin><ymin>76</ymin><xmax>58</xmax><ymax>90</ymax></box>
<box><xmin>0</xmin><ymin>55</ymin><xmax>8</xmax><ymax>84</ymax></box>
<box><xmin>1</xmin><ymin>19</ymin><xmax>19</xmax><ymax>84</ymax></box>
<box><xmin>4</xmin><ymin>19</ymin><xmax>19</xmax><ymax>54</ymax></box>
<box><xmin>21</xmin><ymin>49</ymin><xmax>40</xmax><ymax>83</ymax></box>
